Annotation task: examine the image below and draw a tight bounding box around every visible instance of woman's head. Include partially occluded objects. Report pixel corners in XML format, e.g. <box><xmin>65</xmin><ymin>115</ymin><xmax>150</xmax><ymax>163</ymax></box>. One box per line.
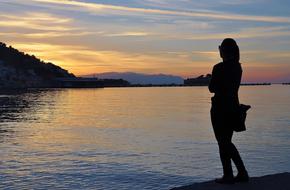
<box><xmin>219</xmin><ymin>38</ymin><xmax>240</xmax><ymax>62</ymax></box>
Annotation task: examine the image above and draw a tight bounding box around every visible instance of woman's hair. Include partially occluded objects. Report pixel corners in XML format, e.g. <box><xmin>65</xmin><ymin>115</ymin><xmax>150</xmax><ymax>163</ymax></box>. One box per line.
<box><xmin>220</xmin><ymin>38</ymin><xmax>240</xmax><ymax>62</ymax></box>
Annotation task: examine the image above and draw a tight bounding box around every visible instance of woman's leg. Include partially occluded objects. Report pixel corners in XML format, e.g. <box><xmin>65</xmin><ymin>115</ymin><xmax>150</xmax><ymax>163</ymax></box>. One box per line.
<box><xmin>228</xmin><ymin>137</ymin><xmax>249</xmax><ymax>182</ymax></box>
<box><xmin>211</xmin><ymin>108</ymin><xmax>234</xmax><ymax>177</ymax></box>
<box><xmin>228</xmin><ymin>142</ymin><xmax>247</xmax><ymax>173</ymax></box>
<box><xmin>217</xmin><ymin>130</ymin><xmax>234</xmax><ymax>177</ymax></box>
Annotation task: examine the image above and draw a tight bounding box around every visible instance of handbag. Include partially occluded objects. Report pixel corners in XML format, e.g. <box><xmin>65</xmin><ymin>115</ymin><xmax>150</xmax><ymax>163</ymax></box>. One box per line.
<box><xmin>233</xmin><ymin>104</ymin><xmax>251</xmax><ymax>132</ymax></box>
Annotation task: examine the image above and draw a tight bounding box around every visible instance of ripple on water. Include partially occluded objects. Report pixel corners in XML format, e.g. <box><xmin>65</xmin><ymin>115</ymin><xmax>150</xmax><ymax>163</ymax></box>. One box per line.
<box><xmin>1</xmin><ymin>87</ymin><xmax>290</xmax><ymax>189</ymax></box>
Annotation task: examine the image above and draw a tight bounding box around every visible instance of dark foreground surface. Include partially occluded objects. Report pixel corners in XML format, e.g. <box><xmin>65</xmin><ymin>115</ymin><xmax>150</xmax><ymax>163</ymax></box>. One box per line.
<box><xmin>171</xmin><ymin>173</ymin><xmax>290</xmax><ymax>190</ymax></box>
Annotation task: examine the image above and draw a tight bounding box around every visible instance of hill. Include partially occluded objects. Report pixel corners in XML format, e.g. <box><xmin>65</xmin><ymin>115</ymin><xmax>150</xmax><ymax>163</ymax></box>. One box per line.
<box><xmin>0</xmin><ymin>42</ymin><xmax>75</xmax><ymax>88</ymax></box>
<box><xmin>85</xmin><ymin>72</ymin><xmax>184</xmax><ymax>85</ymax></box>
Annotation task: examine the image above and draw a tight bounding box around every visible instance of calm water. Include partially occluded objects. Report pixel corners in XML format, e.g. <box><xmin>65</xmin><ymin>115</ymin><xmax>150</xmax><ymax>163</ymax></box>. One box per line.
<box><xmin>0</xmin><ymin>86</ymin><xmax>290</xmax><ymax>189</ymax></box>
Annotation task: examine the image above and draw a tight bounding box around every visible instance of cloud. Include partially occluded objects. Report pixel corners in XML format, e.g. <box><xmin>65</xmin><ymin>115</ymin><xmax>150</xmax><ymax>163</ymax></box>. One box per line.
<box><xmin>0</xmin><ymin>31</ymin><xmax>92</xmax><ymax>39</ymax></box>
<box><xmin>7</xmin><ymin>41</ymin><xmax>290</xmax><ymax>81</ymax></box>
<box><xmin>140</xmin><ymin>0</ymin><xmax>261</xmax><ymax>8</ymax></box>
<box><xmin>192</xmin><ymin>51</ymin><xmax>219</xmax><ymax>61</ymax></box>
<box><xmin>105</xmin><ymin>32</ymin><xmax>151</xmax><ymax>37</ymax></box>
<box><xmin>0</xmin><ymin>12</ymin><xmax>76</xmax><ymax>31</ymax></box>
<box><xmin>0</xmin><ymin>12</ymin><xmax>71</xmax><ymax>23</ymax></box>
<box><xmin>0</xmin><ymin>11</ymin><xmax>94</xmax><ymax>41</ymax></box>
<box><xmin>1</xmin><ymin>0</ymin><xmax>290</xmax><ymax>82</ymax></box>
<box><xmin>155</xmin><ymin>26</ymin><xmax>290</xmax><ymax>40</ymax></box>
<box><xmin>219</xmin><ymin>0</ymin><xmax>264</xmax><ymax>5</ymax></box>
<box><xmin>25</xmin><ymin>0</ymin><xmax>290</xmax><ymax>23</ymax></box>
<box><xmin>8</xmin><ymin>42</ymin><xmax>210</xmax><ymax>76</ymax></box>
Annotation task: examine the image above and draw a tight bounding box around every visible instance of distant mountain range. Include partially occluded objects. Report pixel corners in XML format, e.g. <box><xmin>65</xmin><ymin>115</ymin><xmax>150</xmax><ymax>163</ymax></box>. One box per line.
<box><xmin>83</xmin><ymin>72</ymin><xmax>184</xmax><ymax>85</ymax></box>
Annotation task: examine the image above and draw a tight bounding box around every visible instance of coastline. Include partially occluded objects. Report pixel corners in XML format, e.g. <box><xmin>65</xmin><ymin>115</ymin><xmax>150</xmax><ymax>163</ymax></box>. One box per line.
<box><xmin>0</xmin><ymin>83</ymin><xmax>276</xmax><ymax>90</ymax></box>
<box><xmin>170</xmin><ymin>173</ymin><xmax>290</xmax><ymax>190</ymax></box>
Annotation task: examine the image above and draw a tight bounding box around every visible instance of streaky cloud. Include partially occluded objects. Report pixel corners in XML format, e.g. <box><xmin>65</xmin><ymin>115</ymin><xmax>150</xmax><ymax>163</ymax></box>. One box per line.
<box><xmin>8</xmin><ymin>42</ymin><xmax>209</xmax><ymax>76</ymax></box>
<box><xmin>158</xmin><ymin>26</ymin><xmax>290</xmax><ymax>40</ymax></box>
<box><xmin>30</xmin><ymin>0</ymin><xmax>290</xmax><ymax>23</ymax></box>
<box><xmin>0</xmin><ymin>31</ymin><xmax>93</xmax><ymax>39</ymax></box>
<box><xmin>105</xmin><ymin>32</ymin><xmax>151</xmax><ymax>37</ymax></box>
<box><xmin>0</xmin><ymin>12</ymin><xmax>77</xmax><ymax>31</ymax></box>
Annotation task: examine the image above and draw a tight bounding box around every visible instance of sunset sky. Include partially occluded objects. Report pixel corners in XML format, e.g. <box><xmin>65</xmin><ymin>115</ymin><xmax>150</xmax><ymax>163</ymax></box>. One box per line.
<box><xmin>1</xmin><ymin>0</ymin><xmax>290</xmax><ymax>82</ymax></box>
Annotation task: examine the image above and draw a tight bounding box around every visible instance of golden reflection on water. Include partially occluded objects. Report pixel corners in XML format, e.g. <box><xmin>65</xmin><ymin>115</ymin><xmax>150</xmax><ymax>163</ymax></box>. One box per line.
<box><xmin>16</xmin><ymin>87</ymin><xmax>213</xmax><ymax>153</ymax></box>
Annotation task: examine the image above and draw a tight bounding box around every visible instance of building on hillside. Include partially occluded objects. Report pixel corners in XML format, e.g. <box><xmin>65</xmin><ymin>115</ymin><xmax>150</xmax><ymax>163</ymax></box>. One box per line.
<box><xmin>184</xmin><ymin>74</ymin><xmax>212</xmax><ymax>86</ymax></box>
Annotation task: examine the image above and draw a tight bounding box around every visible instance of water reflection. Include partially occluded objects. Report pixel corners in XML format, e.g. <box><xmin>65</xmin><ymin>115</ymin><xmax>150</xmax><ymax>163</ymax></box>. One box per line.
<box><xmin>0</xmin><ymin>86</ymin><xmax>289</xmax><ymax>190</ymax></box>
<box><xmin>0</xmin><ymin>89</ymin><xmax>61</xmax><ymax>143</ymax></box>
<box><xmin>0</xmin><ymin>90</ymin><xmax>28</xmax><ymax>143</ymax></box>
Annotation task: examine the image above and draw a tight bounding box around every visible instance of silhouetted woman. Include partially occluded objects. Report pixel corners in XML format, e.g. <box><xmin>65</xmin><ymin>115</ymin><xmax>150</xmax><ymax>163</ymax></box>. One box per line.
<box><xmin>209</xmin><ymin>38</ymin><xmax>249</xmax><ymax>184</ymax></box>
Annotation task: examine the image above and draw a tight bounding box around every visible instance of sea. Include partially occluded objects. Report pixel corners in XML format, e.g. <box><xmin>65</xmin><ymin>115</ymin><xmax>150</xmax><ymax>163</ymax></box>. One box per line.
<box><xmin>0</xmin><ymin>85</ymin><xmax>290</xmax><ymax>189</ymax></box>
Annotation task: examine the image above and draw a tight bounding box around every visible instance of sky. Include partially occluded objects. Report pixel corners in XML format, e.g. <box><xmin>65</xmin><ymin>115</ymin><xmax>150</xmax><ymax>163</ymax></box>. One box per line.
<box><xmin>0</xmin><ymin>0</ymin><xmax>290</xmax><ymax>82</ymax></box>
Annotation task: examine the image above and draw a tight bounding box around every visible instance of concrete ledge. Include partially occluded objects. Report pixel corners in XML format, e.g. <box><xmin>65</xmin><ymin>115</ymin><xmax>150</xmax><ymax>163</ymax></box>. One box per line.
<box><xmin>171</xmin><ymin>173</ymin><xmax>290</xmax><ymax>190</ymax></box>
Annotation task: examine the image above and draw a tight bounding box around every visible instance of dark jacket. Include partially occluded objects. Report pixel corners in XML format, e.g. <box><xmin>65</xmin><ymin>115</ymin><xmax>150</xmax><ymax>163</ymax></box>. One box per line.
<box><xmin>209</xmin><ymin>61</ymin><xmax>242</xmax><ymax>108</ymax></box>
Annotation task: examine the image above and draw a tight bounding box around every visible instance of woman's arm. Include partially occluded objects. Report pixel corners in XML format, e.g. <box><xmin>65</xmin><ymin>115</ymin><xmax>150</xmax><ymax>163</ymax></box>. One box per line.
<box><xmin>208</xmin><ymin>65</ymin><xmax>218</xmax><ymax>93</ymax></box>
